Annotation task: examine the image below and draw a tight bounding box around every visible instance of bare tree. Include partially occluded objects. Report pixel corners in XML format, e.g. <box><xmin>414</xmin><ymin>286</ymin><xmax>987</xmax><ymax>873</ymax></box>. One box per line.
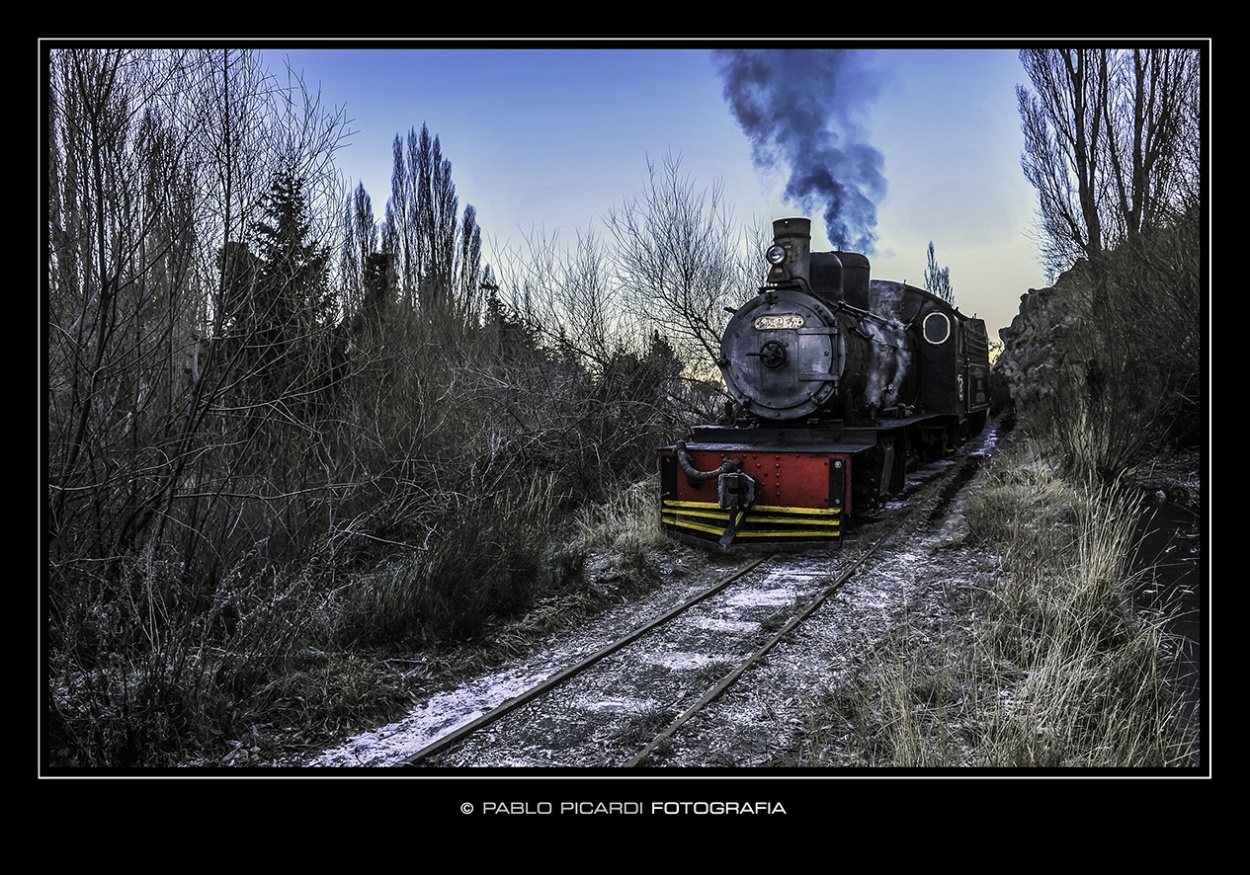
<box><xmin>46</xmin><ymin>46</ymin><xmax>353</xmax><ymax>570</ymax></box>
<box><xmin>923</xmin><ymin>240</ymin><xmax>954</xmax><ymax>304</ymax></box>
<box><xmin>381</xmin><ymin>124</ymin><xmax>482</xmax><ymax>315</ymax></box>
<box><xmin>1017</xmin><ymin>47</ymin><xmax>1202</xmax><ymax>279</ymax></box>
<box><xmin>604</xmin><ymin>153</ymin><xmax>756</xmax><ymax>373</ymax></box>
<box><xmin>506</xmin><ymin>225</ymin><xmax>621</xmax><ymax>373</ymax></box>
<box><xmin>1101</xmin><ymin>49</ymin><xmax>1201</xmax><ymax>239</ymax></box>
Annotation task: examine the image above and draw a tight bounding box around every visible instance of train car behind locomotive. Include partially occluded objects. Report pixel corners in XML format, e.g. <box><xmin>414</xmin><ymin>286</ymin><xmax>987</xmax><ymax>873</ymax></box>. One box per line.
<box><xmin>660</xmin><ymin>217</ymin><xmax>990</xmax><ymax>550</ymax></box>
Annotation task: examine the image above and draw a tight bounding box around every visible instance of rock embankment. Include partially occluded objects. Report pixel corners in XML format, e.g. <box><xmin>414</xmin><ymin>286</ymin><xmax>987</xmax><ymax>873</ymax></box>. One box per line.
<box><xmin>992</xmin><ymin>260</ymin><xmax>1095</xmax><ymax>414</ymax></box>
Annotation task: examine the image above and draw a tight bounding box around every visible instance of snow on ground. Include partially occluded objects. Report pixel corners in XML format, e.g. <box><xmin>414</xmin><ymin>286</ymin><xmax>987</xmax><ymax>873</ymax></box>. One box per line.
<box><xmin>302</xmin><ymin>558</ymin><xmax>747</xmax><ymax>767</ymax></box>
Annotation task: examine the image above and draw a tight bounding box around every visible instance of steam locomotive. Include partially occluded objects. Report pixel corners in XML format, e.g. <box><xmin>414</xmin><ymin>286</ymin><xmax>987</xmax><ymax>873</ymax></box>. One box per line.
<box><xmin>660</xmin><ymin>217</ymin><xmax>990</xmax><ymax>550</ymax></box>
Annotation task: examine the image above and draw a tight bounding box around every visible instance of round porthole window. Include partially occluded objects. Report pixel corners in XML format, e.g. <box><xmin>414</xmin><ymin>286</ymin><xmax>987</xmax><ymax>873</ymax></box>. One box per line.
<box><xmin>923</xmin><ymin>311</ymin><xmax>951</xmax><ymax>345</ymax></box>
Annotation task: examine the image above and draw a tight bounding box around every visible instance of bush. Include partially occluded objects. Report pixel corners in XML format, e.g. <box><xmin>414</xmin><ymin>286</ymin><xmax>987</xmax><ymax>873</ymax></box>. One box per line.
<box><xmin>46</xmin><ymin>542</ymin><xmax>337</xmax><ymax>767</ymax></box>
<box><xmin>1013</xmin><ymin>208</ymin><xmax>1202</xmax><ymax>479</ymax></box>
<box><xmin>342</xmin><ymin>480</ymin><xmax>558</xmax><ymax>648</ymax></box>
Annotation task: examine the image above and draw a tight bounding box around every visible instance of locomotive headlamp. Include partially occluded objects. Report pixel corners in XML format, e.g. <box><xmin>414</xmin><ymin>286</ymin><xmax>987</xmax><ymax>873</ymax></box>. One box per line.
<box><xmin>765</xmin><ymin>244</ymin><xmax>787</xmax><ymax>265</ymax></box>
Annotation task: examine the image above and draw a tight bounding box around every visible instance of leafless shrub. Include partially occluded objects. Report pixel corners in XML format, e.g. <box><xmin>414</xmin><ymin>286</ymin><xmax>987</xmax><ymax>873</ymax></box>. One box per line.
<box><xmin>605</xmin><ymin>152</ymin><xmax>761</xmax><ymax>375</ymax></box>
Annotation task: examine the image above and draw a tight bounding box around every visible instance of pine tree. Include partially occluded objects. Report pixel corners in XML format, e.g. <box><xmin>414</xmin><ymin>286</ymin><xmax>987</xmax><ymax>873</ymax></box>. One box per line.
<box><xmin>235</xmin><ymin>166</ymin><xmax>335</xmax><ymax>412</ymax></box>
<box><xmin>923</xmin><ymin>241</ymin><xmax>954</xmax><ymax>304</ymax></box>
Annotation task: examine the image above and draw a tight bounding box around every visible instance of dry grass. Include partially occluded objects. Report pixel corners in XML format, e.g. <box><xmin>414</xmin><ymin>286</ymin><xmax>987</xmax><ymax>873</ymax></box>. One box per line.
<box><xmin>574</xmin><ymin>478</ymin><xmax>668</xmax><ymax>569</ymax></box>
<box><xmin>342</xmin><ymin>477</ymin><xmax>560</xmax><ymax>648</ymax></box>
<box><xmin>46</xmin><ymin>542</ymin><xmax>363</xmax><ymax>767</ymax></box>
<box><xmin>790</xmin><ymin>444</ymin><xmax>1196</xmax><ymax>769</ymax></box>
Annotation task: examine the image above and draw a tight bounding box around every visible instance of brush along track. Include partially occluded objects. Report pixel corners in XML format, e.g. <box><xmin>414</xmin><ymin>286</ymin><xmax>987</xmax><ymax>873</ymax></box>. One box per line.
<box><xmin>395</xmin><ymin>443</ymin><xmax>985</xmax><ymax>768</ymax></box>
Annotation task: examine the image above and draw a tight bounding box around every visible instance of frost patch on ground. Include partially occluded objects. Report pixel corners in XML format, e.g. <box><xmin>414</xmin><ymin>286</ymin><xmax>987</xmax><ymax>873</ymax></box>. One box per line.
<box><xmin>573</xmin><ymin>695</ymin><xmax>661</xmax><ymax>714</ymax></box>
<box><xmin>307</xmin><ymin>665</ymin><xmax>552</xmax><ymax>767</ymax></box>
<box><xmin>724</xmin><ymin>587</ymin><xmax>801</xmax><ymax>608</ymax></box>
<box><xmin>926</xmin><ymin>513</ymin><xmax>970</xmax><ymax>547</ymax></box>
<box><xmin>687</xmin><ymin>616</ymin><xmax>757</xmax><ymax>634</ymax></box>
<box><xmin>642</xmin><ymin>650</ymin><xmax>723</xmax><ymax>671</ymax></box>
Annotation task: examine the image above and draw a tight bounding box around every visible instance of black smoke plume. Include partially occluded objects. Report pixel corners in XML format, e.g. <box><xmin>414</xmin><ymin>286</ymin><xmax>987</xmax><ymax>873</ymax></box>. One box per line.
<box><xmin>713</xmin><ymin>49</ymin><xmax>886</xmax><ymax>254</ymax></box>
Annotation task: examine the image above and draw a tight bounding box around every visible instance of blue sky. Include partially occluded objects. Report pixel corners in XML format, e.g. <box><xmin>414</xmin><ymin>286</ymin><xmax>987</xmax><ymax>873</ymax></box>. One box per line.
<box><xmin>267</xmin><ymin>45</ymin><xmax>1046</xmax><ymax>338</ymax></box>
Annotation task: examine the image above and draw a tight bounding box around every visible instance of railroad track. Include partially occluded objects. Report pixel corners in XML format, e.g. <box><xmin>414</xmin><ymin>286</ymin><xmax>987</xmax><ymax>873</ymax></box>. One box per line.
<box><xmin>397</xmin><ymin>553</ymin><xmax>774</xmax><ymax>767</ymax></box>
<box><xmin>387</xmin><ymin>439</ymin><xmax>987</xmax><ymax>769</ymax></box>
<box><xmin>620</xmin><ymin>531</ymin><xmax>897</xmax><ymax>767</ymax></box>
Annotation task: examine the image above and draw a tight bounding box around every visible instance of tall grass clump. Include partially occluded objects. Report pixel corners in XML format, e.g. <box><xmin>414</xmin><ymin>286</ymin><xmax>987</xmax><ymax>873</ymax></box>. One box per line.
<box><xmin>342</xmin><ymin>479</ymin><xmax>559</xmax><ymax>648</ymax></box>
<box><xmin>574</xmin><ymin>478</ymin><xmax>668</xmax><ymax>574</ymax></box>
<box><xmin>791</xmin><ymin>447</ymin><xmax>1194</xmax><ymax>769</ymax></box>
<box><xmin>962</xmin><ymin>454</ymin><xmax>1192</xmax><ymax>766</ymax></box>
<box><xmin>468</xmin><ymin>476</ymin><xmax>669</xmax><ymax>609</ymax></box>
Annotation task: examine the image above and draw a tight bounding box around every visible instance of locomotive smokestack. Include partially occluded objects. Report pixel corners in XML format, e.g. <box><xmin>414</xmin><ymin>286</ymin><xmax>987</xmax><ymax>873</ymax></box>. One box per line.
<box><xmin>768</xmin><ymin>217</ymin><xmax>844</xmax><ymax>300</ymax></box>
<box><xmin>767</xmin><ymin>217</ymin><xmax>814</xmax><ymax>288</ymax></box>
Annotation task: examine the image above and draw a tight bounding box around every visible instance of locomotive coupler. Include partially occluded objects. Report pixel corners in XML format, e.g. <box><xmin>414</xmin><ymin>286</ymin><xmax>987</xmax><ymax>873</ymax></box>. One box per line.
<box><xmin>716</xmin><ymin>472</ymin><xmax>756</xmax><ymax>550</ymax></box>
<box><xmin>717</xmin><ymin>471</ymin><xmax>756</xmax><ymax>510</ymax></box>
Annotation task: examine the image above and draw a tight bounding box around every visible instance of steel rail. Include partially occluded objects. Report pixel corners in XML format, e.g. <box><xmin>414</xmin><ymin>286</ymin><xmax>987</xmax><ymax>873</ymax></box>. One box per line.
<box><xmin>624</xmin><ymin>511</ymin><xmax>910</xmax><ymax>767</ymax></box>
<box><xmin>401</xmin><ymin>440</ymin><xmax>981</xmax><ymax>768</ymax></box>
<box><xmin>398</xmin><ymin>553</ymin><xmax>774</xmax><ymax>766</ymax></box>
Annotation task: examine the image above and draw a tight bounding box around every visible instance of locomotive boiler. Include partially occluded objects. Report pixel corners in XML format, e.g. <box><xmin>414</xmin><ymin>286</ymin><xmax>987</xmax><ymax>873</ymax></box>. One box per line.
<box><xmin>660</xmin><ymin>217</ymin><xmax>990</xmax><ymax>550</ymax></box>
